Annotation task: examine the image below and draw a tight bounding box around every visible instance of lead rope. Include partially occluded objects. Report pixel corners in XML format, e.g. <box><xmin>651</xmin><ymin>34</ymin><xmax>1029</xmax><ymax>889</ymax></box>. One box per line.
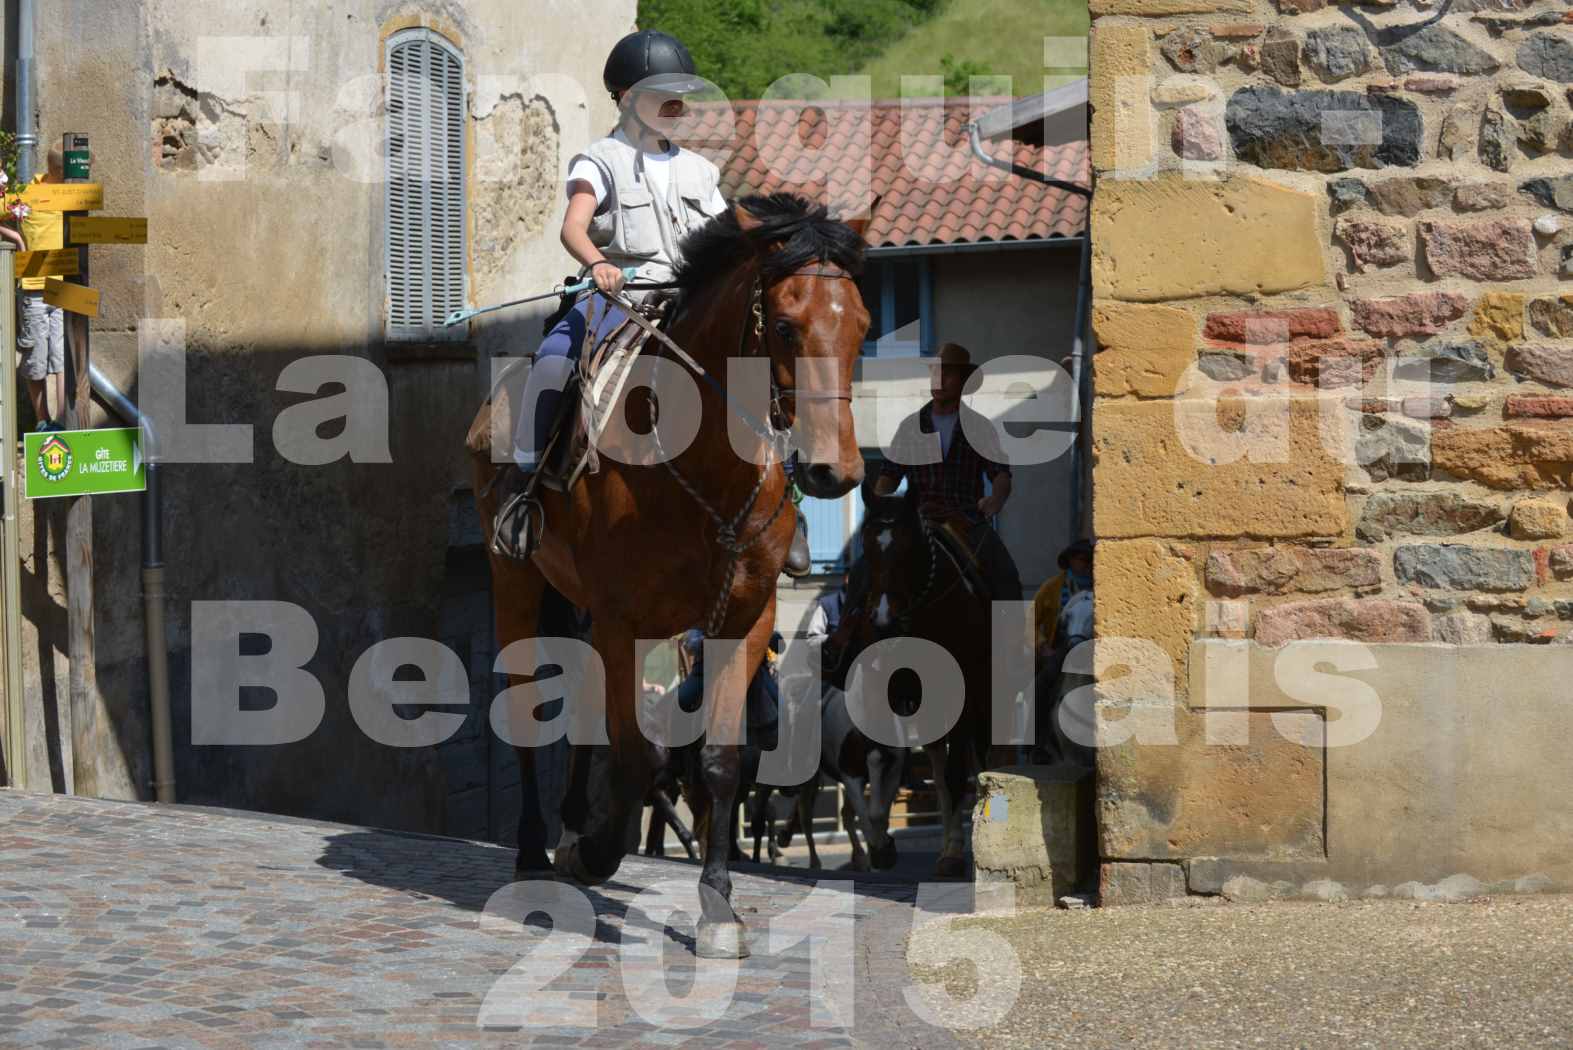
<box><xmin>897</xmin><ymin>519</ymin><xmax>969</xmax><ymax>633</ymax></box>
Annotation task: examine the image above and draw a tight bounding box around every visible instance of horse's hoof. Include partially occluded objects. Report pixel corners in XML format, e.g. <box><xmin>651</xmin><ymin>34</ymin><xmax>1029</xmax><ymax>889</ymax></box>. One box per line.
<box><xmin>695</xmin><ymin>920</ymin><xmax>750</xmax><ymax>959</ymax></box>
<box><xmin>934</xmin><ymin>854</ymin><xmax>967</xmax><ymax>879</ymax></box>
<box><xmin>552</xmin><ymin>841</ymin><xmax>606</xmax><ymax>887</ymax></box>
<box><xmin>870</xmin><ymin>840</ymin><xmax>898</xmax><ymax>871</ymax></box>
<box><xmin>516</xmin><ymin>849</ymin><xmax>552</xmax><ymax>877</ymax></box>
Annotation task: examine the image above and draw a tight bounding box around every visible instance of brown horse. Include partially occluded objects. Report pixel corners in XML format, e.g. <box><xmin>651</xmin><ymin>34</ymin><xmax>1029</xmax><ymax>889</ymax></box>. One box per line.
<box><xmin>467</xmin><ymin>194</ymin><xmax>868</xmax><ymax>957</ymax></box>
<box><xmin>851</xmin><ymin>486</ymin><xmax>1001</xmax><ymax>878</ymax></box>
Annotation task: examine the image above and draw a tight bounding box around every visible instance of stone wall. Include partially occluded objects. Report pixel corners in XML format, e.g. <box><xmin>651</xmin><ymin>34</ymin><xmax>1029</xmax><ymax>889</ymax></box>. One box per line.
<box><xmin>1088</xmin><ymin>0</ymin><xmax>1573</xmax><ymax>901</ymax></box>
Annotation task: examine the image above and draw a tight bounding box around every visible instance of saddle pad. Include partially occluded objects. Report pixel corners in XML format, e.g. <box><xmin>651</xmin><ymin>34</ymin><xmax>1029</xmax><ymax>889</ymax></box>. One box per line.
<box><xmin>542</xmin><ymin>295</ymin><xmax>671</xmax><ymax>492</ymax></box>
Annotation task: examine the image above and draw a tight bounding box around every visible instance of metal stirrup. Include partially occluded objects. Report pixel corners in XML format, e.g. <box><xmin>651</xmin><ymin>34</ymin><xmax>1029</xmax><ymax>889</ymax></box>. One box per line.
<box><xmin>492</xmin><ymin>488</ymin><xmax>545</xmax><ymax>560</ymax></box>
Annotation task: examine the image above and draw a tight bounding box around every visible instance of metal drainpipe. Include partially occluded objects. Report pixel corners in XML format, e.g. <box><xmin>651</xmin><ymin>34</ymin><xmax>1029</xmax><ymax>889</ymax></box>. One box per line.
<box><xmin>965</xmin><ymin>122</ymin><xmax>1095</xmax><ymax>538</ymax></box>
<box><xmin>89</xmin><ymin>365</ymin><xmax>174</xmax><ymax>803</ymax></box>
<box><xmin>17</xmin><ymin>0</ymin><xmax>36</xmax><ymax>182</ymax></box>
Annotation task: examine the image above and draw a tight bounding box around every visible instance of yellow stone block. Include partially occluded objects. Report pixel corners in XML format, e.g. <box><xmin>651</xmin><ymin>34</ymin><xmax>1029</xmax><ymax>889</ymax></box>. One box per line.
<box><xmin>1090</xmin><ymin>23</ymin><xmax>1155</xmax><ymax>175</ymax></box>
<box><xmin>1093</xmin><ymin>302</ymin><xmax>1196</xmax><ymax>398</ymax></box>
<box><xmin>1096</xmin><ymin>703</ymin><xmax>1326</xmax><ymax>860</ymax></box>
<box><xmin>1468</xmin><ymin>292</ymin><xmax>1525</xmax><ymax>344</ymax></box>
<box><xmin>1093</xmin><ymin>175</ymin><xmax>1328</xmax><ymax>302</ymax></box>
<box><xmin>1095</xmin><ymin>539</ymin><xmax>1198</xmax><ymax>701</ymax></box>
<box><xmin>1509</xmin><ymin>498</ymin><xmax>1568</xmax><ymax>540</ymax></box>
<box><xmin>1093</xmin><ymin>398</ymin><xmax>1348</xmax><ymax>539</ymax></box>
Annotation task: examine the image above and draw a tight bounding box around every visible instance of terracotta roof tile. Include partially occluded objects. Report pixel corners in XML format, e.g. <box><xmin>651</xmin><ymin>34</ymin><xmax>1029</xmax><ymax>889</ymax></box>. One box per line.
<box><xmin>682</xmin><ymin>97</ymin><xmax>1089</xmax><ymax>249</ymax></box>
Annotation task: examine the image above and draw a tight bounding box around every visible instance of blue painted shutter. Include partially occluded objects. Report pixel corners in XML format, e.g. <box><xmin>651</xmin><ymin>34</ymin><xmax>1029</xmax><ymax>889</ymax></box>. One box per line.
<box><xmin>803</xmin><ymin>496</ymin><xmax>847</xmax><ymax>572</ymax></box>
<box><xmin>802</xmin><ymin>491</ymin><xmax>867</xmax><ymax>572</ymax></box>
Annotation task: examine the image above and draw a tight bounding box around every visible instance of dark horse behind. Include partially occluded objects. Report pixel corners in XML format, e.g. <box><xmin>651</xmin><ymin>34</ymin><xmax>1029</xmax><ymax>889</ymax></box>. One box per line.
<box><xmin>847</xmin><ymin>481</ymin><xmax>1010</xmax><ymax>878</ymax></box>
<box><xmin>467</xmin><ymin>194</ymin><xmax>869</xmax><ymax>957</ymax></box>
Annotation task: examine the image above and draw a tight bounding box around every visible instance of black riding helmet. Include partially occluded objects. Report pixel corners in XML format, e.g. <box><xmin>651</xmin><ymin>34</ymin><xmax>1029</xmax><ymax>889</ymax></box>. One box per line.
<box><xmin>603</xmin><ymin>29</ymin><xmax>706</xmax><ymax>100</ymax></box>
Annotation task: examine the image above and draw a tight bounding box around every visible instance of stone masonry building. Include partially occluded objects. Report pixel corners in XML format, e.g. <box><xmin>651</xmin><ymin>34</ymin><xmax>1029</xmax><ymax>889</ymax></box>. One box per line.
<box><xmin>1089</xmin><ymin>0</ymin><xmax>1573</xmax><ymax>900</ymax></box>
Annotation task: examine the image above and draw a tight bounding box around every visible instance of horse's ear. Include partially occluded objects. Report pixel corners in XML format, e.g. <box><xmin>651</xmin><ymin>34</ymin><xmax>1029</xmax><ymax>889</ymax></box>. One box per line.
<box><xmin>859</xmin><ymin>472</ymin><xmax>881</xmax><ymax>508</ymax></box>
<box><xmin>733</xmin><ymin>202</ymin><xmax>763</xmax><ymax>233</ymax></box>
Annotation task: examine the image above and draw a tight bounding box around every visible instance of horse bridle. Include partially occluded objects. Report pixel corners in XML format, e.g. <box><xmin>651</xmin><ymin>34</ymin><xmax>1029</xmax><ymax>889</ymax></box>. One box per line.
<box><xmin>867</xmin><ymin>511</ymin><xmax>969</xmax><ymax>636</ymax></box>
<box><xmin>735</xmin><ymin>266</ymin><xmax>858</xmax><ymax>433</ymax></box>
<box><xmin>629</xmin><ymin>261</ymin><xmax>859</xmax><ymax>637</ymax></box>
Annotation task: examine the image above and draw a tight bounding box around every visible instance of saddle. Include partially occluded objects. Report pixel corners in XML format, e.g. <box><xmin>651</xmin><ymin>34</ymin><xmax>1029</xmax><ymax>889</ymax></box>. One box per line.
<box><xmin>535</xmin><ymin>292</ymin><xmax>675</xmax><ymax>494</ymax></box>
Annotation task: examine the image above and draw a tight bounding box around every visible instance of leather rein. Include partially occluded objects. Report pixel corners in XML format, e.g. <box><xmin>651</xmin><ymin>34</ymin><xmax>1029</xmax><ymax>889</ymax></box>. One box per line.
<box><xmin>601</xmin><ymin>263</ymin><xmax>856</xmax><ymax>637</ymax></box>
<box><xmin>866</xmin><ymin>510</ymin><xmax>972</xmax><ymax>635</ymax></box>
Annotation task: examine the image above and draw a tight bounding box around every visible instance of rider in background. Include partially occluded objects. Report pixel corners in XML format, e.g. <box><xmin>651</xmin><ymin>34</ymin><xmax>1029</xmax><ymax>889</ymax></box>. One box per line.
<box><xmin>1033</xmin><ymin>538</ymin><xmax>1094</xmax><ymax>671</ymax></box>
<box><xmin>870</xmin><ymin>342</ymin><xmax>1023</xmax><ymax>603</ymax></box>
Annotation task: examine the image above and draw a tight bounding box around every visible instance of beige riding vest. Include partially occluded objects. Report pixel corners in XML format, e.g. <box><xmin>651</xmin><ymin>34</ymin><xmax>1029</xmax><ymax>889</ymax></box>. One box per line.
<box><xmin>575</xmin><ymin>133</ymin><xmax>726</xmax><ymax>300</ymax></box>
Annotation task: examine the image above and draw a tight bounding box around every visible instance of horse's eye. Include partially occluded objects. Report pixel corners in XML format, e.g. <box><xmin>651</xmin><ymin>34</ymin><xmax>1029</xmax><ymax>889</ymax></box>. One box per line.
<box><xmin>773</xmin><ymin>319</ymin><xmax>796</xmax><ymax>342</ymax></box>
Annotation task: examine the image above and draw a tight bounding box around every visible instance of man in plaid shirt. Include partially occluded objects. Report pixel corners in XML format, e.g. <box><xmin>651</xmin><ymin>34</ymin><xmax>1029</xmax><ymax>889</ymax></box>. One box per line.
<box><xmin>872</xmin><ymin>343</ymin><xmax>1022</xmax><ymax>602</ymax></box>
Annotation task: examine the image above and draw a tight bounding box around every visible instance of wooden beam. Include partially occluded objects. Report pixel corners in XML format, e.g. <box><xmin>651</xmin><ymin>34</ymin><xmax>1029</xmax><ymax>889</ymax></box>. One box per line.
<box><xmin>65</xmin><ymin>217</ymin><xmax>99</xmax><ymax>796</ymax></box>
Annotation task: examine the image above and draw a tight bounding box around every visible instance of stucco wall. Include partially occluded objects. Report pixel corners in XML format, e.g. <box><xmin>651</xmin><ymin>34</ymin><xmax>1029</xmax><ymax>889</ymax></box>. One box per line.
<box><xmin>932</xmin><ymin>245</ymin><xmax>1083</xmax><ymax>587</ymax></box>
<box><xmin>13</xmin><ymin>0</ymin><xmax>634</xmax><ymax>839</ymax></box>
<box><xmin>1088</xmin><ymin>0</ymin><xmax>1573</xmax><ymax>901</ymax></box>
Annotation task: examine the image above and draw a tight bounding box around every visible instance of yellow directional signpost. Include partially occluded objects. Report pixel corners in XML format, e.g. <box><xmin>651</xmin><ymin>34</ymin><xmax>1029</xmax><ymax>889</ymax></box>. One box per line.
<box><xmin>15</xmin><ymin>249</ymin><xmax>80</xmax><ymax>279</ymax></box>
<box><xmin>1</xmin><ymin>135</ymin><xmax>158</xmax><ymax>797</ymax></box>
<box><xmin>18</xmin><ymin>181</ymin><xmax>103</xmax><ymax>212</ymax></box>
<box><xmin>43</xmin><ymin>276</ymin><xmax>100</xmax><ymax>318</ymax></box>
<box><xmin>67</xmin><ymin>216</ymin><xmax>148</xmax><ymax>246</ymax></box>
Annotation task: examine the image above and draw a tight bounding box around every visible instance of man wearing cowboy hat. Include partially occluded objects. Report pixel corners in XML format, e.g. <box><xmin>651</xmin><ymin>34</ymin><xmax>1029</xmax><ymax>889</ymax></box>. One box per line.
<box><xmin>872</xmin><ymin>342</ymin><xmax>1022</xmax><ymax>603</ymax></box>
<box><xmin>1034</xmin><ymin>538</ymin><xmax>1094</xmax><ymax>666</ymax></box>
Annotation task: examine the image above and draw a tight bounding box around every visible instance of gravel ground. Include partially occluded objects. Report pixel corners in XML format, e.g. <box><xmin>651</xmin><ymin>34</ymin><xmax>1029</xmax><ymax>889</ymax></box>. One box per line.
<box><xmin>911</xmin><ymin>895</ymin><xmax>1573</xmax><ymax>1050</ymax></box>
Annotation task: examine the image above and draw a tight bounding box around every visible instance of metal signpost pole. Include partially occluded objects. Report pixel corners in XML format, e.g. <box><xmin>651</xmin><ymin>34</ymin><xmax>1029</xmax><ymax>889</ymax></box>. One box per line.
<box><xmin>1</xmin><ymin>245</ymin><xmax>24</xmax><ymax>788</ymax></box>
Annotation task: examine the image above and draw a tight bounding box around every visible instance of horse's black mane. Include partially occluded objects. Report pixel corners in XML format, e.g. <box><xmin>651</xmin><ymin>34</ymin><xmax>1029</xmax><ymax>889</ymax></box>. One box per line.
<box><xmin>671</xmin><ymin>193</ymin><xmax>866</xmax><ymax>309</ymax></box>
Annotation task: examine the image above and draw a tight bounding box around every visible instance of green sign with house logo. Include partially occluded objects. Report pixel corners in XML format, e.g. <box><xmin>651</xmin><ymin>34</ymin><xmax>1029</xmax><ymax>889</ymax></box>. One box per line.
<box><xmin>24</xmin><ymin>427</ymin><xmax>145</xmax><ymax>499</ymax></box>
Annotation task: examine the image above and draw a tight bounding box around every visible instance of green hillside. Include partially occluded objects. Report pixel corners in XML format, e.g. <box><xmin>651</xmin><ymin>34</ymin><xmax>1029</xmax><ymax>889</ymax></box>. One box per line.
<box><xmin>640</xmin><ymin>0</ymin><xmax>947</xmax><ymax>101</ymax></box>
<box><xmin>639</xmin><ymin>0</ymin><xmax>1088</xmax><ymax>102</ymax></box>
<box><xmin>849</xmin><ymin>0</ymin><xmax>1089</xmax><ymax>100</ymax></box>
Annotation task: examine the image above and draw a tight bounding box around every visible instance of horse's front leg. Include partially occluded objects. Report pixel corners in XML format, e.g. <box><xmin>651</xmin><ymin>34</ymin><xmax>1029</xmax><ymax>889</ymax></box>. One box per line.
<box><xmin>865</xmin><ymin>745</ymin><xmax>904</xmax><ymax>870</ymax></box>
<box><xmin>554</xmin><ymin>620</ymin><xmax>650</xmax><ymax>885</ymax></box>
<box><xmin>840</xmin><ymin>775</ymin><xmax>872</xmax><ymax>872</ymax></box>
<box><xmin>487</xmin><ymin>552</ymin><xmax>553</xmax><ymax>874</ymax></box>
<box><xmin>696</xmin><ymin>740</ymin><xmax>747</xmax><ymax>956</ymax></box>
<box><xmin>694</xmin><ymin>620</ymin><xmax>772</xmax><ymax>959</ymax></box>
<box><xmin>929</xmin><ymin>737</ymin><xmax>969</xmax><ymax>879</ymax></box>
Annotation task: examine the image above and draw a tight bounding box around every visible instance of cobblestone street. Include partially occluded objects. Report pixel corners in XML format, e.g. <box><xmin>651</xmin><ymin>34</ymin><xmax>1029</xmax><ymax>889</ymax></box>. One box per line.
<box><xmin>0</xmin><ymin>791</ymin><xmax>964</xmax><ymax>1050</ymax></box>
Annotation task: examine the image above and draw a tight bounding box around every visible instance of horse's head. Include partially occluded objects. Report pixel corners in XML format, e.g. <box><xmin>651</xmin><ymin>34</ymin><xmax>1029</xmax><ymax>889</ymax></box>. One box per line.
<box><xmin>674</xmin><ymin>194</ymin><xmax>870</xmax><ymax>499</ymax></box>
<box><xmin>857</xmin><ymin>478</ymin><xmax>929</xmax><ymax>642</ymax></box>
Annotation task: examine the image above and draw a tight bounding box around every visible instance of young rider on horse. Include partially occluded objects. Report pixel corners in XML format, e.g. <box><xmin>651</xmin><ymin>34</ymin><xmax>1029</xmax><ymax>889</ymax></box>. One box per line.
<box><xmin>492</xmin><ymin>29</ymin><xmax>810</xmax><ymax>572</ymax></box>
<box><xmin>871</xmin><ymin>342</ymin><xmax>1022</xmax><ymax>602</ymax></box>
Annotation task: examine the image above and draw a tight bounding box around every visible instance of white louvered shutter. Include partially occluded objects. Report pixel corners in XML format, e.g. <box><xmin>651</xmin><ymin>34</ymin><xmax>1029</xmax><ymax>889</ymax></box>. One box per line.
<box><xmin>385</xmin><ymin>30</ymin><xmax>467</xmax><ymax>341</ymax></box>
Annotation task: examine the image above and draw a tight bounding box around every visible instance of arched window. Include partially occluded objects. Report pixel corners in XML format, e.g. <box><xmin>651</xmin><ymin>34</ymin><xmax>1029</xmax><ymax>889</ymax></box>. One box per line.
<box><xmin>384</xmin><ymin>27</ymin><xmax>467</xmax><ymax>341</ymax></box>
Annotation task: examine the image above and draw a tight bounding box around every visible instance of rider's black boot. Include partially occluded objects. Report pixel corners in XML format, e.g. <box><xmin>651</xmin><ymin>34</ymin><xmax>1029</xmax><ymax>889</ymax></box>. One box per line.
<box><xmin>784</xmin><ymin>509</ymin><xmax>811</xmax><ymax>577</ymax></box>
<box><xmin>491</xmin><ymin>462</ymin><xmax>541</xmax><ymax>561</ymax></box>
